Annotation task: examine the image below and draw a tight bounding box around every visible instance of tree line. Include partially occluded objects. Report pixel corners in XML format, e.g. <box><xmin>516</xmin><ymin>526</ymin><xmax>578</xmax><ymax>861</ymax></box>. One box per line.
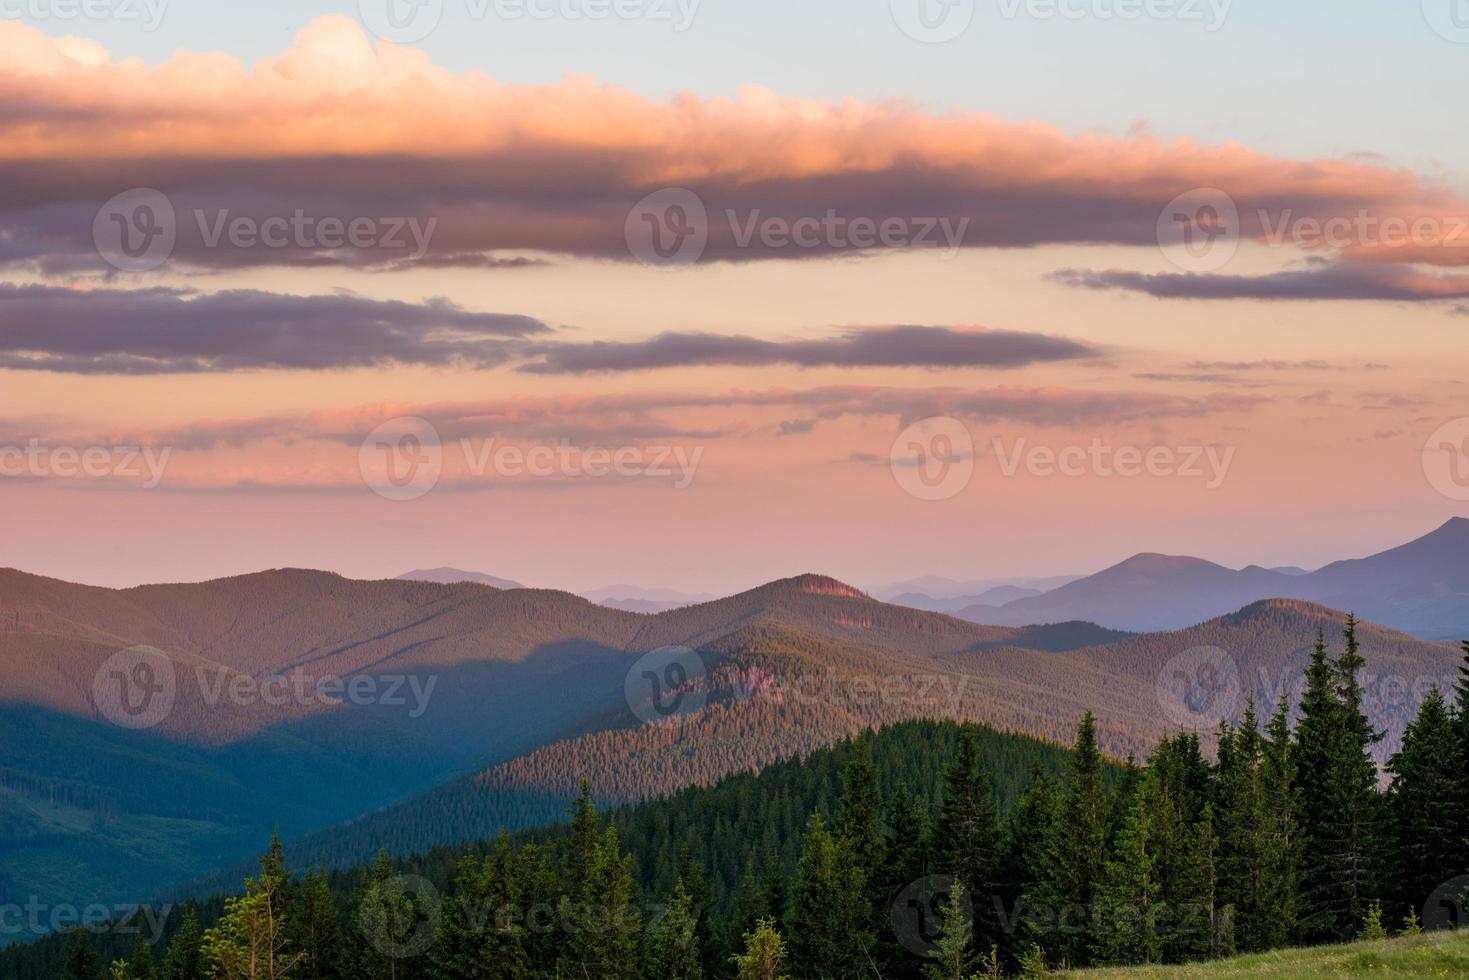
<box><xmin>36</xmin><ymin>630</ymin><xmax>1469</xmax><ymax>977</ymax></box>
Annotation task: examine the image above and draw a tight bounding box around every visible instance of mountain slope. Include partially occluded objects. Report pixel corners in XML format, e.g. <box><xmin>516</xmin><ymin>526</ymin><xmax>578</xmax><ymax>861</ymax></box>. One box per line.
<box><xmin>0</xmin><ymin>569</ymin><xmax>1041</xmax><ymax>932</ymax></box>
<box><xmin>958</xmin><ymin>519</ymin><xmax>1469</xmax><ymax>639</ymax></box>
<box><xmin>396</xmin><ymin>567</ymin><xmax>525</xmax><ymax>590</ymax></box>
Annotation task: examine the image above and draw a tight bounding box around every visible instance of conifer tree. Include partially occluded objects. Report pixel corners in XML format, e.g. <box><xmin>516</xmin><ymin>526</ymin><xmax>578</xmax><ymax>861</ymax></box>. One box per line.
<box><xmin>1215</xmin><ymin>699</ymin><xmax>1273</xmax><ymax>951</ymax></box>
<box><xmin>125</xmin><ymin>934</ymin><xmax>157</xmax><ymax>980</ymax></box>
<box><xmin>428</xmin><ymin>852</ymin><xmax>486</xmax><ymax>980</ymax></box>
<box><xmin>1386</xmin><ymin>687</ymin><xmax>1461</xmax><ymax>917</ymax></box>
<box><xmin>350</xmin><ymin>851</ymin><xmax>423</xmax><ymax>980</ymax></box>
<box><xmin>565</xmin><ymin>826</ymin><xmax>640</xmax><ymax>979</ymax></box>
<box><xmin>788</xmin><ymin>812</ymin><xmax>874</xmax><ymax>978</ymax></box>
<box><xmin>162</xmin><ymin>906</ymin><xmax>204</xmax><ymax>980</ymax></box>
<box><xmin>650</xmin><ymin>876</ymin><xmax>703</xmax><ymax>980</ymax></box>
<box><xmin>1328</xmin><ymin>616</ymin><xmax>1386</xmax><ymax>936</ymax></box>
<box><xmin>63</xmin><ymin>932</ymin><xmax>99</xmax><ymax>980</ymax></box>
<box><xmin>1453</xmin><ymin>641</ymin><xmax>1469</xmax><ymax>874</ymax></box>
<box><xmin>1257</xmin><ymin>695</ymin><xmax>1302</xmax><ymax>949</ymax></box>
<box><xmin>1095</xmin><ymin>780</ymin><xmax>1160</xmax><ymax>966</ymax></box>
<box><xmin>924</xmin><ymin>881</ymin><xmax>975</xmax><ymax>980</ymax></box>
<box><xmin>1049</xmin><ymin>713</ymin><xmax>1107</xmax><ymax>967</ymax></box>
<box><xmin>1005</xmin><ymin>768</ymin><xmax>1061</xmax><ymax>959</ymax></box>
<box><xmin>731</xmin><ymin>919</ymin><xmax>787</xmax><ymax>980</ymax></box>
<box><xmin>294</xmin><ymin>868</ymin><xmax>341</xmax><ymax>980</ymax></box>
<box><xmin>935</xmin><ymin>724</ymin><xmax>1000</xmax><ymax>950</ymax></box>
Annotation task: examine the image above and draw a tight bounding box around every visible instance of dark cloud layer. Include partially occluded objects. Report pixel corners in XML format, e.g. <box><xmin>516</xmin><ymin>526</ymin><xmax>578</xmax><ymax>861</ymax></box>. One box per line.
<box><xmin>519</xmin><ymin>326</ymin><xmax>1098</xmax><ymax>374</ymax></box>
<box><xmin>1052</xmin><ymin>263</ymin><xmax>1469</xmax><ymax>302</ymax></box>
<box><xmin>0</xmin><ymin>284</ymin><xmax>548</xmax><ymax>374</ymax></box>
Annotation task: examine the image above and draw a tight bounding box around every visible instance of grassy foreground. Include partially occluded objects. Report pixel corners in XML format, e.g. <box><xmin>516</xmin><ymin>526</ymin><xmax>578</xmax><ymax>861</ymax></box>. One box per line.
<box><xmin>1075</xmin><ymin>930</ymin><xmax>1469</xmax><ymax>978</ymax></box>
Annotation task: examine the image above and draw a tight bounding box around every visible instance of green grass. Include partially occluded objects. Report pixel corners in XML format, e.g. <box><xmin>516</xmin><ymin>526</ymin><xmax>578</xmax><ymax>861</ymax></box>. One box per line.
<box><xmin>1075</xmin><ymin>930</ymin><xmax>1469</xmax><ymax>978</ymax></box>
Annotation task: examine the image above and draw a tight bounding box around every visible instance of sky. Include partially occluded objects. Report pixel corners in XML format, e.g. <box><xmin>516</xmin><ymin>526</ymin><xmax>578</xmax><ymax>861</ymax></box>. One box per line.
<box><xmin>0</xmin><ymin>1</ymin><xmax>1467</xmax><ymax>592</ymax></box>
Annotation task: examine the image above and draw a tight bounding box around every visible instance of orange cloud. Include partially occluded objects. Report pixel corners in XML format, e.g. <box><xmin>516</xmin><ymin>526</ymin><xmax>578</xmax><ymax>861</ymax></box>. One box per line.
<box><xmin>1</xmin><ymin>16</ymin><xmax>1461</xmax><ymax>273</ymax></box>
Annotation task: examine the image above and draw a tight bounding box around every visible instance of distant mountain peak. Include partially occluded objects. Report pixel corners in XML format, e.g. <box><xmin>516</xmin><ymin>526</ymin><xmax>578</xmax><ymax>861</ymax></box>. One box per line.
<box><xmin>773</xmin><ymin>574</ymin><xmax>868</xmax><ymax>598</ymax></box>
<box><xmin>1111</xmin><ymin>553</ymin><xmax>1224</xmax><ymax>574</ymax></box>
<box><xmin>396</xmin><ymin>568</ymin><xmax>525</xmax><ymax>590</ymax></box>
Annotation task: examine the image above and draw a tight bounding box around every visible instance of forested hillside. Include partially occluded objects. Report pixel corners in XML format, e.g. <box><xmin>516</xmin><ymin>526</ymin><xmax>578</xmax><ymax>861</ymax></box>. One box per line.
<box><xmin>8</xmin><ymin>630</ymin><xmax>1467</xmax><ymax>978</ymax></box>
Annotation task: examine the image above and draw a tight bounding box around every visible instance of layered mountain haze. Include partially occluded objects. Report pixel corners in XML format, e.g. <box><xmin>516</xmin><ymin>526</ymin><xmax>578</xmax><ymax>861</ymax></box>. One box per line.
<box><xmin>0</xmin><ymin>544</ymin><xmax>1462</xmax><ymax>943</ymax></box>
<box><xmin>930</xmin><ymin>519</ymin><xmax>1469</xmax><ymax>640</ymax></box>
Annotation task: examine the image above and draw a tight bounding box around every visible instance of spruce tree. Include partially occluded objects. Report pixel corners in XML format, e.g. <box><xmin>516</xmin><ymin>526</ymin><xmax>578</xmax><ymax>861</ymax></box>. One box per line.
<box><xmin>63</xmin><ymin>932</ymin><xmax>99</xmax><ymax>980</ymax></box>
<box><xmin>1215</xmin><ymin>699</ymin><xmax>1273</xmax><ymax>951</ymax></box>
<box><xmin>1329</xmin><ymin>616</ymin><xmax>1386</xmax><ymax>936</ymax></box>
<box><xmin>1049</xmin><ymin>713</ymin><xmax>1107</xmax><ymax>967</ymax></box>
<box><xmin>1386</xmin><ymin>687</ymin><xmax>1462</xmax><ymax>917</ymax></box>
<box><xmin>650</xmin><ymin>876</ymin><xmax>703</xmax><ymax>980</ymax></box>
<box><xmin>1258</xmin><ymin>695</ymin><xmax>1302</xmax><ymax>949</ymax></box>
<box><xmin>1095</xmin><ymin>778</ymin><xmax>1160</xmax><ymax>966</ymax></box>
<box><xmin>1005</xmin><ymin>768</ymin><xmax>1061</xmax><ymax>960</ymax></box>
<box><xmin>1453</xmin><ymin>641</ymin><xmax>1469</xmax><ymax>876</ymax></box>
<box><xmin>125</xmin><ymin>934</ymin><xmax>157</xmax><ymax>980</ymax></box>
<box><xmin>924</xmin><ymin>881</ymin><xmax>975</xmax><ymax>980</ymax></box>
<box><xmin>731</xmin><ymin>919</ymin><xmax>787</xmax><ymax>980</ymax></box>
<box><xmin>935</xmin><ymin>724</ymin><xmax>999</xmax><ymax>950</ymax></box>
<box><xmin>162</xmin><ymin>906</ymin><xmax>203</xmax><ymax>980</ymax></box>
<box><xmin>565</xmin><ymin>826</ymin><xmax>640</xmax><ymax>979</ymax></box>
<box><xmin>294</xmin><ymin>868</ymin><xmax>341</xmax><ymax>980</ymax></box>
<box><xmin>788</xmin><ymin>812</ymin><xmax>874</xmax><ymax>978</ymax></box>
